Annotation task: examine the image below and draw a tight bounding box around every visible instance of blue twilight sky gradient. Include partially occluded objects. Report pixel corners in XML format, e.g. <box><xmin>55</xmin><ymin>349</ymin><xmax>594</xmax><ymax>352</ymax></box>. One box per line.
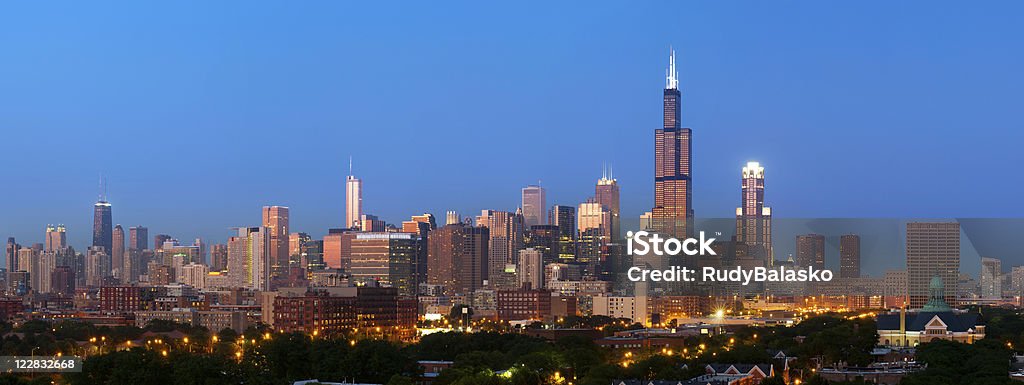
<box><xmin>1</xmin><ymin>2</ymin><xmax>1022</xmax><ymax>274</ymax></box>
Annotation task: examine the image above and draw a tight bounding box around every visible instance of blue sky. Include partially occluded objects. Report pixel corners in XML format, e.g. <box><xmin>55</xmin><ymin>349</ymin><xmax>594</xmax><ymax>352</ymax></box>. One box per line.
<box><xmin>1</xmin><ymin>1</ymin><xmax>1022</xmax><ymax>273</ymax></box>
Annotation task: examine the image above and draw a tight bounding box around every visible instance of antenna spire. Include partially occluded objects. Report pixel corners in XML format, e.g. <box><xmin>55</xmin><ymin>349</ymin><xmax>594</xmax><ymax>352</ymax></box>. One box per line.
<box><xmin>98</xmin><ymin>174</ymin><xmax>108</xmax><ymax>202</ymax></box>
<box><xmin>348</xmin><ymin>156</ymin><xmax>353</xmax><ymax>176</ymax></box>
<box><xmin>666</xmin><ymin>46</ymin><xmax>679</xmax><ymax>90</ymax></box>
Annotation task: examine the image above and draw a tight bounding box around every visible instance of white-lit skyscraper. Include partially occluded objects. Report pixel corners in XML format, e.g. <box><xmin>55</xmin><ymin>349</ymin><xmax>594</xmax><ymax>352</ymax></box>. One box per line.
<box><xmin>345</xmin><ymin>159</ymin><xmax>363</xmax><ymax>229</ymax></box>
<box><xmin>735</xmin><ymin>162</ymin><xmax>772</xmax><ymax>263</ymax></box>
<box><xmin>522</xmin><ymin>185</ymin><xmax>546</xmax><ymax>228</ymax></box>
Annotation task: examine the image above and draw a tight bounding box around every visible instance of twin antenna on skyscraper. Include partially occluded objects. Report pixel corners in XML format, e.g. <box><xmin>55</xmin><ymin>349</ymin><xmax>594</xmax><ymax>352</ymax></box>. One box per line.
<box><xmin>666</xmin><ymin>47</ymin><xmax>679</xmax><ymax>90</ymax></box>
<box><xmin>602</xmin><ymin>162</ymin><xmax>615</xmax><ymax>180</ymax></box>
<box><xmin>98</xmin><ymin>174</ymin><xmax>108</xmax><ymax>203</ymax></box>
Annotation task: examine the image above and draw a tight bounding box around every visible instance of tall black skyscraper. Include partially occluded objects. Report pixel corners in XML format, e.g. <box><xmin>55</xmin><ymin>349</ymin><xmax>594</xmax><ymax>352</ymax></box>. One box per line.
<box><xmin>92</xmin><ymin>198</ymin><xmax>113</xmax><ymax>253</ymax></box>
<box><xmin>652</xmin><ymin>49</ymin><xmax>693</xmax><ymax>239</ymax></box>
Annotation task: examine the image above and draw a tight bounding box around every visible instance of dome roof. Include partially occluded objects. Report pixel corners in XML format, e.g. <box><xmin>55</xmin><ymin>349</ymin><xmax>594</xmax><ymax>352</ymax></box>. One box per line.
<box><xmin>930</xmin><ymin>275</ymin><xmax>944</xmax><ymax>290</ymax></box>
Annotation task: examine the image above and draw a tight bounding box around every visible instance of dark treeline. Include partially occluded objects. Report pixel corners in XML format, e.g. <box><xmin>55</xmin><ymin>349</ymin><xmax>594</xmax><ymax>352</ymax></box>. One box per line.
<box><xmin>0</xmin><ymin>309</ymin><xmax>1021</xmax><ymax>385</ymax></box>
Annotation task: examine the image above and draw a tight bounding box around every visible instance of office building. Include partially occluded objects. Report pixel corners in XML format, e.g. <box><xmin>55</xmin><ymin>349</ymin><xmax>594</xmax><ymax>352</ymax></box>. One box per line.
<box><xmin>796</xmin><ymin>234</ymin><xmax>825</xmax><ymax>269</ymax></box>
<box><xmin>92</xmin><ymin>198</ymin><xmax>113</xmax><ymax>254</ymax></box>
<box><xmin>179</xmin><ymin>262</ymin><xmax>209</xmax><ymax>290</ymax></box>
<box><xmin>525</xmin><ymin>225</ymin><xmax>559</xmax><ymax>266</ymax></box>
<box><xmin>273</xmin><ymin>291</ymin><xmax>357</xmax><ymax>335</ymax></box>
<box><xmin>550</xmin><ymin>205</ymin><xmax>577</xmax><ymax>262</ymax></box>
<box><xmin>323</xmin><ymin>229</ymin><xmax>357</xmax><ymax>270</ymax></box>
<box><xmin>5</xmin><ymin>237</ymin><xmax>19</xmax><ymax>276</ymax></box>
<box><xmin>980</xmin><ymin>257</ymin><xmax>1002</xmax><ymax>299</ymax></box>
<box><xmin>209</xmin><ymin>244</ymin><xmax>228</xmax><ymax>271</ymax></box>
<box><xmin>154</xmin><ymin>234</ymin><xmax>172</xmax><ymax>250</ymax></box>
<box><xmin>595</xmin><ymin>167</ymin><xmax>621</xmax><ymax>241</ymax></box>
<box><xmin>426</xmin><ymin>224</ymin><xmax>488</xmax><ymax>296</ymax></box>
<box><xmin>522</xmin><ymin>185</ymin><xmax>547</xmax><ymax>228</ymax></box>
<box><xmin>517</xmin><ymin>248</ymin><xmax>544</xmax><ymax>290</ymax></box>
<box><xmin>359</xmin><ymin>214</ymin><xmax>386</xmax><ymax>232</ymax></box>
<box><xmin>906</xmin><ymin>222</ymin><xmax>960</xmax><ymax>309</ymax></box>
<box><xmin>85</xmin><ymin>247</ymin><xmax>110</xmax><ymax>287</ymax></box>
<box><xmin>346</xmin><ymin>161</ymin><xmax>363</xmax><ymax>229</ymax></box>
<box><xmin>651</xmin><ymin>49</ymin><xmax>693</xmax><ymax>239</ymax></box>
<box><xmin>50</xmin><ymin>266</ymin><xmax>75</xmax><ymax>296</ymax></box>
<box><xmin>476</xmin><ymin>210</ymin><xmax>523</xmax><ymax>288</ymax></box>
<box><xmin>349</xmin><ymin>232</ymin><xmax>419</xmax><ymax>296</ymax></box>
<box><xmin>735</xmin><ymin>162</ymin><xmax>772</xmax><ymax>263</ymax></box>
<box><xmin>262</xmin><ymin>206</ymin><xmax>290</xmax><ymax>269</ymax></box>
<box><xmin>839</xmin><ymin>234</ymin><xmax>861</xmax><ymax>278</ymax></box>
<box><xmin>112</xmin><ymin>225</ymin><xmax>125</xmax><ymax>280</ymax></box>
<box><xmin>1012</xmin><ymin>266</ymin><xmax>1024</xmax><ymax>297</ymax></box>
<box><xmin>497</xmin><ymin>287</ymin><xmax>552</xmax><ymax>322</ymax></box>
<box><xmin>45</xmin><ymin>224</ymin><xmax>67</xmax><ymax>252</ymax></box>
<box><xmin>129</xmin><ymin>226</ymin><xmax>148</xmax><ymax>251</ymax></box>
<box><xmin>227</xmin><ymin>227</ymin><xmax>270</xmax><ymax>291</ymax></box>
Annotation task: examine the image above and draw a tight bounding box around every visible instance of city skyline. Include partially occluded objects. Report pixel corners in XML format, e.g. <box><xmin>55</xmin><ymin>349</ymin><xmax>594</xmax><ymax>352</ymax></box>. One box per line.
<box><xmin>2</xmin><ymin>2</ymin><xmax>1024</xmax><ymax>280</ymax></box>
<box><xmin>3</xmin><ymin>3</ymin><xmax>1022</xmax><ymax>247</ymax></box>
<box><xmin>2</xmin><ymin>4</ymin><xmax>1024</xmax><ymax>384</ymax></box>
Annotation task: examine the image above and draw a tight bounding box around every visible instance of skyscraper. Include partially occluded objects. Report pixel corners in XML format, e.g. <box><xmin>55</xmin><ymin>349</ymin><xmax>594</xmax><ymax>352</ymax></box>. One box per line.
<box><xmin>262</xmin><ymin>206</ymin><xmax>290</xmax><ymax>268</ymax></box>
<box><xmin>227</xmin><ymin>227</ymin><xmax>270</xmax><ymax>291</ymax></box>
<box><xmin>349</xmin><ymin>232</ymin><xmax>419</xmax><ymax>296</ymax></box>
<box><xmin>839</xmin><ymin>234</ymin><xmax>861</xmax><ymax>278</ymax></box>
<box><xmin>111</xmin><ymin>225</ymin><xmax>125</xmax><ymax>280</ymax></box>
<box><xmin>210</xmin><ymin>243</ymin><xmax>228</xmax><ymax>271</ymax></box>
<box><xmin>577</xmin><ymin>200</ymin><xmax>611</xmax><ymax>279</ymax></box>
<box><xmin>735</xmin><ymin>162</ymin><xmax>772</xmax><ymax>263</ymax></box>
<box><xmin>92</xmin><ymin>198</ymin><xmax>113</xmax><ymax>254</ymax></box>
<box><xmin>345</xmin><ymin>159</ymin><xmax>363</xmax><ymax>229</ymax></box>
<box><xmin>476</xmin><ymin>210</ymin><xmax>523</xmax><ymax>288</ymax></box>
<box><xmin>128</xmin><ymin>226</ymin><xmax>148</xmax><ymax>251</ymax></box>
<box><xmin>84</xmin><ymin>247</ymin><xmax>110</xmax><ymax>287</ymax></box>
<box><xmin>795</xmin><ymin>234</ymin><xmax>825</xmax><ymax>269</ymax></box>
<box><xmin>595</xmin><ymin>168</ymin><xmax>621</xmax><ymax>241</ymax></box>
<box><xmin>522</xmin><ymin>185</ymin><xmax>547</xmax><ymax>228</ymax></box>
<box><xmin>51</xmin><ymin>266</ymin><xmax>75</xmax><ymax>296</ymax></box>
<box><xmin>652</xmin><ymin>49</ymin><xmax>693</xmax><ymax>239</ymax></box>
<box><xmin>525</xmin><ymin>225</ymin><xmax>559</xmax><ymax>266</ymax></box>
<box><xmin>550</xmin><ymin>205</ymin><xmax>577</xmax><ymax>262</ymax></box>
<box><xmin>5</xmin><ymin>237</ymin><xmax>19</xmax><ymax>274</ymax></box>
<box><xmin>518</xmin><ymin>248</ymin><xmax>544</xmax><ymax>290</ymax></box>
<box><xmin>1012</xmin><ymin>266</ymin><xmax>1024</xmax><ymax>297</ymax></box>
<box><xmin>154</xmin><ymin>234</ymin><xmax>172</xmax><ymax>250</ymax></box>
<box><xmin>906</xmin><ymin>222</ymin><xmax>960</xmax><ymax>309</ymax></box>
<box><xmin>36</xmin><ymin>250</ymin><xmax>56</xmax><ymax>293</ymax></box>
<box><xmin>426</xmin><ymin>223</ymin><xmax>488</xmax><ymax>296</ymax></box>
<box><xmin>45</xmin><ymin>224</ymin><xmax>67</xmax><ymax>252</ymax></box>
<box><xmin>401</xmin><ymin>213</ymin><xmax>436</xmax><ymax>292</ymax></box>
<box><xmin>980</xmin><ymin>257</ymin><xmax>1002</xmax><ymax>299</ymax></box>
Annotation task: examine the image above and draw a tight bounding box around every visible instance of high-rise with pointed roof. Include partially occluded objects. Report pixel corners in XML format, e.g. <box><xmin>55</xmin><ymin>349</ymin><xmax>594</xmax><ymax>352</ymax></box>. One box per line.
<box><xmin>345</xmin><ymin>157</ymin><xmax>363</xmax><ymax>229</ymax></box>
<box><xmin>652</xmin><ymin>48</ymin><xmax>693</xmax><ymax>239</ymax></box>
